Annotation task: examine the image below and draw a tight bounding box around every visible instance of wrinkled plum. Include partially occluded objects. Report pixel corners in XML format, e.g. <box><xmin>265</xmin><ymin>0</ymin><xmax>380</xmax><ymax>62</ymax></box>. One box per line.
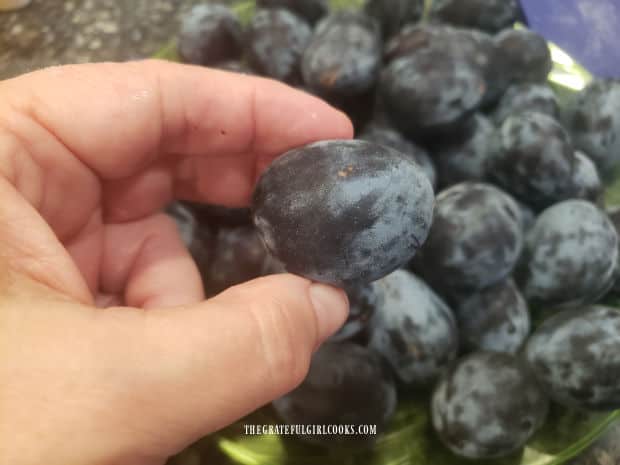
<box><xmin>525</xmin><ymin>305</ymin><xmax>620</xmax><ymax>410</ymax></box>
<box><xmin>429</xmin><ymin>0</ymin><xmax>520</xmax><ymax>33</ymax></box>
<box><xmin>566</xmin><ymin>80</ymin><xmax>620</xmax><ymax>174</ymax></box>
<box><xmin>273</xmin><ymin>342</ymin><xmax>397</xmax><ymax>446</ymax></box>
<box><xmin>411</xmin><ymin>182</ymin><xmax>523</xmax><ymax>299</ymax></box>
<box><xmin>245</xmin><ymin>9</ymin><xmax>312</xmax><ymax>83</ymax></box>
<box><xmin>432</xmin><ymin>351</ymin><xmax>549</xmax><ymax>459</ymax></box>
<box><xmin>166</xmin><ymin>202</ymin><xmax>213</xmax><ymax>275</ymax></box>
<box><xmin>488</xmin><ymin>111</ymin><xmax>580</xmax><ymax>210</ymax></box>
<box><xmin>359</xmin><ymin>124</ymin><xmax>437</xmax><ymax>188</ymax></box>
<box><xmin>434</xmin><ymin>114</ymin><xmax>494</xmax><ymax>187</ymax></box>
<box><xmin>256</xmin><ymin>0</ymin><xmax>328</xmax><ymax>24</ymax></box>
<box><xmin>302</xmin><ymin>12</ymin><xmax>382</xmax><ymax>98</ymax></box>
<box><xmin>516</xmin><ymin>200</ymin><xmax>618</xmax><ymax>308</ymax></box>
<box><xmin>380</xmin><ymin>50</ymin><xmax>486</xmax><ymax>138</ymax></box>
<box><xmin>331</xmin><ymin>282</ymin><xmax>384</xmax><ymax>342</ymax></box>
<box><xmin>455</xmin><ymin>279</ymin><xmax>530</xmax><ymax>354</ymax></box>
<box><xmin>364</xmin><ymin>0</ymin><xmax>424</xmax><ymax>38</ymax></box>
<box><xmin>493</xmin><ymin>29</ymin><xmax>552</xmax><ymax>86</ymax></box>
<box><xmin>205</xmin><ymin>225</ymin><xmax>272</xmax><ymax>296</ymax></box>
<box><xmin>178</xmin><ymin>4</ymin><xmax>243</xmax><ymax>66</ymax></box>
<box><xmin>491</xmin><ymin>83</ymin><xmax>559</xmax><ymax>125</ymax></box>
<box><xmin>252</xmin><ymin>140</ymin><xmax>434</xmax><ymax>285</ymax></box>
<box><xmin>572</xmin><ymin>150</ymin><xmax>603</xmax><ymax>204</ymax></box>
<box><xmin>367</xmin><ymin>270</ymin><xmax>458</xmax><ymax>386</ymax></box>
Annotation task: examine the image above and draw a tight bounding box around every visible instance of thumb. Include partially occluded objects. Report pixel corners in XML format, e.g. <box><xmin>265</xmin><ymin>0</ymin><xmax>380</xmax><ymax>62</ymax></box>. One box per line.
<box><xmin>108</xmin><ymin>274</ymin><xmax>349</xmax><ymax>457</ymax></box>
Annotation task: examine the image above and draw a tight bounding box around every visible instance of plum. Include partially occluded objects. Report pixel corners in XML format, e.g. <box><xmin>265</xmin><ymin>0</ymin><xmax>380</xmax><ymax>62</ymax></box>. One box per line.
<box><xmin>205</xmin><ymin>225</ymin><xmax>272</xmax><ymax>296</ymax></box>
<box><xmin>566</xmin><ymin>80</ymin><xmax>620</xmax><ymax>174</ymax></box>
<box><xmin>432</xmin><ymin>351</ymin><xmax>549</xmax><ymax>459</ymax></box>
<box><xmin>525</xmin><ymin>305</ymin><xmax>620</xmax><ymax>410</ymax></box>
<box><xmin>331</xmin><ymin>282</ymin><xmax>384</xmax><ymax>342</ymax></box>
<box><xmin>429</xmin><ymin>0</ymin><xmax>520</xmax><ymax>33</ymax></box>
<box><xmin>488</xmin><ymin>111</ymin><xmax>580</xmax><ymax>210</ymax></box>
<box><xmin>252</xmin><ymin>140</ymin><xmax>434</xmax><ymax>285</ymax></box>
<box><xmin>272</xmin><ymin>342</ymin><xmax>397</xmax><ymax>446</ymax></box>
<box><xmin>572</xmin><ymin>150</ymin><xmax>603</xmax><ymax>204</ymax></box>
<box><xmin>380</xmin><ymin>50</ymin><xmax>486</xmax><ymax>138</ymax></box>
<box><xmin>434</xmin><ymin>114</ymin><xmax>494</xmax><ymax>187</ymax></box>
<box><xmin>493</xmin><ymin>29</ymin><xmax>552</xmax><ymax>86</ymax></box>
<box><xmin>256</xmin><ymin>0</ymin><xmax>328</xmax><ymax>24</ymax></box>
<box><xmin>411</xmin><ymin>182</ymin><xmax>523</xmax><ymax>299</ymax></box>
<box><xmin>364</xmin><ymin>0</ymin><xmax>424</xmax><ymax>38</ymax></box>
<box><xmin>245</xmin><ymin>9</ymin><xmax>312</xmax><ymax>83</ymax></box>
<box><xmin>358</xmin><ymin>124</ymin><xmax>437</xmax><ymax>188</ymax></box>
<box><xmin>178</xmin><ymin>4</ymin><xmax>243</xmax><ymax>66</ymax></box>
<box><xmin>302</xmin><ymin>12</ymin><xmax>382</xmax><ymax>98</ymax></box>
<box><xmin>182</xmin><ymin>201</ymin><xmax>251</xmax><ymax>228</ymax></box>
<box><xmin>491</xmin><ymin>83</ymin><xmax>559</xmax><ymax>125</ymax></box>
<box><xmin>367</xmin><ymin>270</ymin><xmax>458</xmax><ymax>386</ymax></box>
<box><xmin>455</xmin><ymin>279</ymin><xmax>530</xmax><ymax>354</ymax></box>
<box><xmin>515</xmin><ymin>200</ymin><xmax>618</xmax><ymax>308</ymax></box>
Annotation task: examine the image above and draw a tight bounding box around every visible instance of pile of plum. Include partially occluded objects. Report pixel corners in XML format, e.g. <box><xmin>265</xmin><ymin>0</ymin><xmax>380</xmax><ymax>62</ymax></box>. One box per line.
<box><xmin>170</xmin><ymin>0</ymin><xmax>620</xmax><ymax>460</ymax></box>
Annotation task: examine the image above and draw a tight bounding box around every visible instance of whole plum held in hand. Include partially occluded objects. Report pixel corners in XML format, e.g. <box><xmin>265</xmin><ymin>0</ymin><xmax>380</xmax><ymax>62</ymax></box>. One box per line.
<box><xmin>252</xmin><ymin>140</ymin><xmax>434</xmax><ymax>286</ymax></box>
<box><xmin>358</xmin><ymin>123</ymin><xmax>437</xmax><ymax>189</ymax></box>
<box><xmin>566</xmin><ymin>79</ymin><xmax>620</xmax><ymax>175</ymax></box>
<box><xmin>364</xmin><ymin>0</ymin><xmax>424</xmax><ymax>38</ymax></box>
<box><xmin>178</xmin><ymin>4</ymin><xmax>243</xmax><ymax>66</ymax></box>
<box><xmin>272</xmin><ymin>342</ymin><xmax>397</xmax><ymax>446</ymax></box>
<box><xmin>455</xmin><ymin>278</ymin><xmax>530</xmax><ymax>354</ymax></box>
<box><xmin>256</xmin><ymin>0</ymin><xmax>328</xmax><ymax>24</ymax></box>
<box><xmin>245</xmin><ymin>9</ymin><xmax>312</xmax><ymax>84</ymax></box>
<box><xmin>411</xmin><ymin>182</ymin><xmax>523</xmax><ymax>300</ymax></box>
<box><xmin>432</xmin><ymin>351</ymin><xmax>549</xmax><ymax>459</ymax></box>
<box><xmin>525</xmin><ymin>305</ymin><xmax>620</xmax><ymax>410</ymax></box>
<box><xmin>367</xmin><ymin>270</ymin><xmax>459</xmax><ymax>387</ymax></box>
<box><xmin>515</xmin><ymin>200</ymin><xmax>618</xmax><ymax>309</ymax></box>
<box><xmin>429</xmin><ymin>0</ymin><xmax>520</xmax><ymax>33</ymax></box>
<box><xmin>302</xmin><ymin>12</ymin><xmax>382</xmax><ymax>98</ymax></box>
<box><xmin>489</xmin><ymin>111</ymin><xmax>579</xmax><ymax>210</ymax></box>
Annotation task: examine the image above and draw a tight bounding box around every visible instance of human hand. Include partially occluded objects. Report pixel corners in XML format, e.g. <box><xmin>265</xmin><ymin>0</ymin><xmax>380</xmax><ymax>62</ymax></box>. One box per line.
<box><xmin>0</xmin><ymin>60</ymin><xmax>352</xmax><ymax>465</ymax></box>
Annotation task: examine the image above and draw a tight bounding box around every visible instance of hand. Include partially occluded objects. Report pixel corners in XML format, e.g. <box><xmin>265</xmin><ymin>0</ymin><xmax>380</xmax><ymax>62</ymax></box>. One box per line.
<box><xmin>0</xmin><ymin>60</ymin><xmax>352</xmax><ymax>465</ymax></box>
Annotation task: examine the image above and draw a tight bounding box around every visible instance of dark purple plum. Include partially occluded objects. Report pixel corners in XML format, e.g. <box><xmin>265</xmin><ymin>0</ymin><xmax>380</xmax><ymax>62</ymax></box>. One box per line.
<box><xmin>493</xmin><ymin>29</ymin><xmax>552</xmax><ymax>86</ymax></box>
<box><xmin>215</xmin><ymin>60</ymin><xmax>254</xmax><ymax>74</ymax></box>
<box><xmin>517</xmin><ymin>200</ymin><xmax>536</xmax><ymax>233</ymax></box>
<box><xmin>411</xmin><ymin>182</ymin><xmax>523</xmax><ymax>299</ymax></box>
<box><xmin>488</xmin><ymin>111</ymin><xmax>580</xmax><ymax>210</ymax></box>
<box><xmin>455</xmin><ymin>279</ymin><xmax>530</xmax><ymax>354</ymax></box>
<box><xmin>367</xmin><ymin>270</ymin><xmax>458</xmax><ymax>386</ymax></box>
<box><xmin>515</xmin><ymin>200</ymin><xmax>618</xmax><ymax>308</ymax></box>
<box><xmin>434</xmin><ymin>113</ymin><xmax>494</xmax><ymax>187</ymax></box>
<box><xmin>491</xmin><ymin>83</ymin><xmax>559</xmax><ymax>125</ymax></box>
<box><xmin>245</xmin><ymin>9</ymin><xmax>312</xmax><ymax>83</ymax></box>
<box><xmin>566</xmin><ymin>80</ymin><xmax>620</xmax><ymax>174</ymax></box>
<box><xmin>272</xmin><ymin>342</ymin><xmax>397</xmax><ymax>446</ymax></box>
<box><xmin>380</xmin><ymin>50</ymin><xmax>486</xmax><ymax>138</ymax></box>
<box><xmin>182</xmin><ymin>201</ymin><xmax>251</xmax><ymax>228</ymax></box>
<box><xmin>252</xmin><ymin>140</ymin><xmax>434</xmax><ymax>286</ymax></box>
<box><xmin>572</xmin><ymin>150</ymin><xmax>603</xmax><ymax>204</ymax></box>
<box><xmin>330</xmin><ymin>281</ymin><xmax>384</xmax><ymax>342</ymax></box>
<box><xmin>205</xmin><ymin>225</ymin><xmax>273</xmax><ymax>296</ymax></box>
<box><xmin>302</xmin><ymin>12</ymin><xmax>382</xmax><ymax>98</ymax></box>
<box><xmin>256</xmin><ymin>0</ymin><xmax>328</xmax><ymax>24</ymax></box>
<box><xmin>165</xmin><ymin>202</ymin><xmax>213</xmax><ymax>279</ymax></box>
<box><xmin>429</xmin><ymin>0</ymin><xmax>520</xmax><ymax>33</ymax></box>
<box><xmin>178</xmin><ymin>4</ymin><xmax>243</xmax><ymax>66</ymax></box>
<box><xmin>364</xmin><ymin>0</ymin><xmax>424</xmax><ymax>38</ymax></box>
<box><xmin>358</xmin><ymin>124</ymin><xmax>437</xmax><ymax>188</ymax></box>
<box><xmin>607</xmin><ymin>207</ymin><xmax>620</xmax><ymax>295</ymax></box>
<box><xmin>432</xmin><ymin>351</ymin><xmax>549</xmax><ymax>459</ymax></box>
<box><xmin>525</xmin><ymin>305</ymin><xmax>620</xmax><ymax>410</ymax></box>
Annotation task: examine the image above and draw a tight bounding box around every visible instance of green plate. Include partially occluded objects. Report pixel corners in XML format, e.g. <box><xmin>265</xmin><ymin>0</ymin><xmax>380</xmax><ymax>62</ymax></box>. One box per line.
<box><xmin>161</xmin><ymin>1</ymin><xmax>620</xmax><ymax>464</ymax></box>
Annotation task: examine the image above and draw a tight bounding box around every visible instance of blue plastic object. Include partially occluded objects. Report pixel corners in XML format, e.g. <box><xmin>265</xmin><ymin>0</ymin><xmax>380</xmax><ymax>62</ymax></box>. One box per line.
<box><xmin>520</xmin><ymin>0</ymin><xmax>620</xmax><ymax>78</ymax></box>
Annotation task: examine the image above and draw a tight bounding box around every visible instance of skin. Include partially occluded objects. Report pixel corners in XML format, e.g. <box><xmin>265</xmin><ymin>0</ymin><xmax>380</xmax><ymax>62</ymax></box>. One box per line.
<box><xmin>0</xmin><ymin>60</ymin><xmax>352</xmax><ymax>465</ymax></box>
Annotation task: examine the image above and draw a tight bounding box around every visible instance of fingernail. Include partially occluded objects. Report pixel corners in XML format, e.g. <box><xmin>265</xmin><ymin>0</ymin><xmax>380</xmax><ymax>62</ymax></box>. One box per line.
<box><xmin>308</xmin><ymin>283</ymin><xmax>349</xmax><ymax>344</ymax></box>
